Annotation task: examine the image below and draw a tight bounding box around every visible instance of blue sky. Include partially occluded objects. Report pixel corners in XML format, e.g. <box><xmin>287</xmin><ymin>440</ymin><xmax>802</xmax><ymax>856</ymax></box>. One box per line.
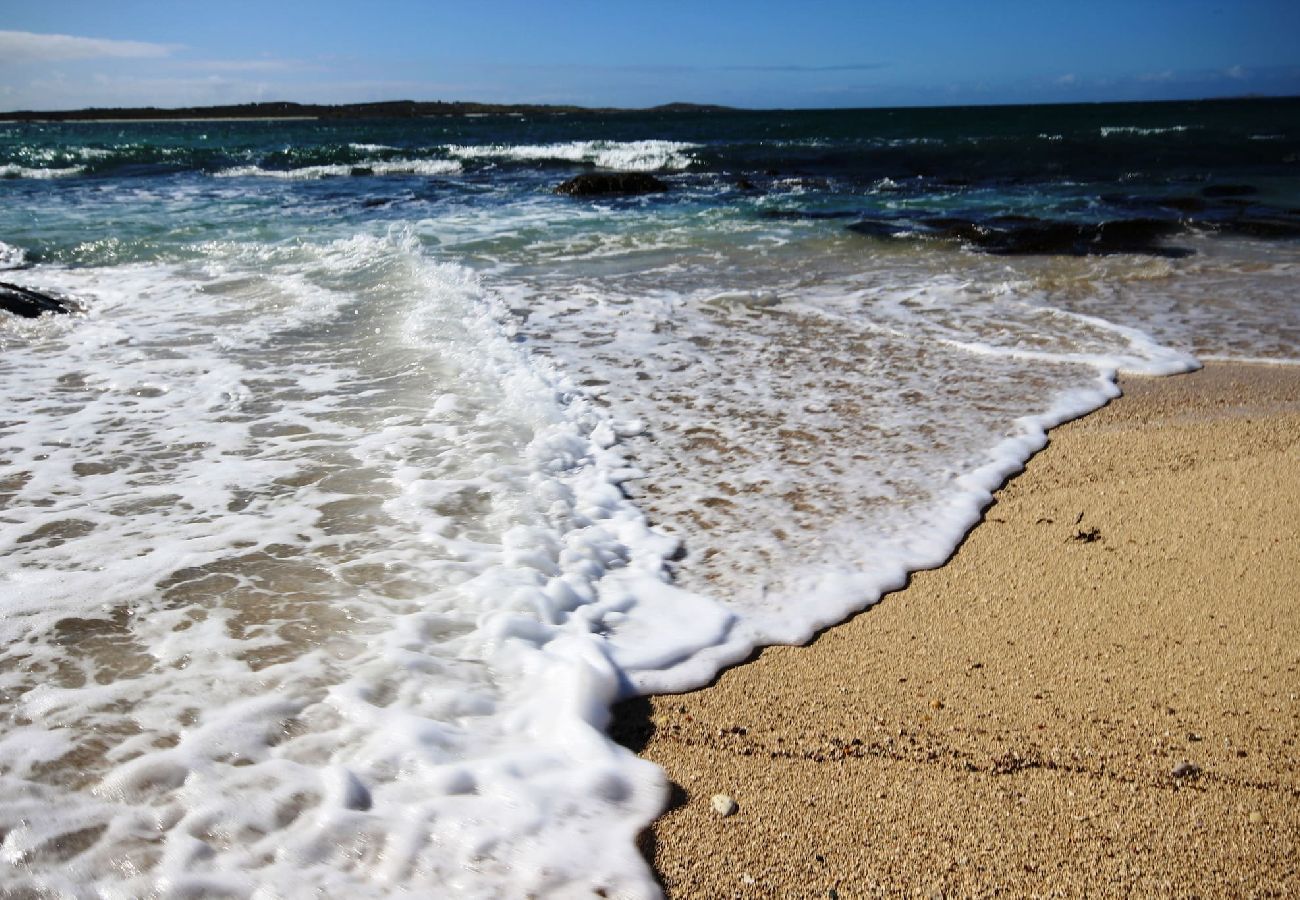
<box><xmin>2</xmin><ymin>0</ymin><xmax>1298</xmax><ymax>110</ymax></box>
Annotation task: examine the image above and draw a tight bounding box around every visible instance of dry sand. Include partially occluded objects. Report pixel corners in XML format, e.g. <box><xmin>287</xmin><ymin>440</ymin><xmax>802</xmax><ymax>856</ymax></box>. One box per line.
<box><xmin>614</xmin><ymin>363</ymin><xmax>1300</xmax><ymax>898</ymax></box>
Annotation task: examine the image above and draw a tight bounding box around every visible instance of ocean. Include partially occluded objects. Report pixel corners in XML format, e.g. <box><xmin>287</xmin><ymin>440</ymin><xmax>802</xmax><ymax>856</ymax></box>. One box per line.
<box><xmin>1</xmin><ymin>98</ymin><xmax>1298</xmax><ymax>897</ymax></box>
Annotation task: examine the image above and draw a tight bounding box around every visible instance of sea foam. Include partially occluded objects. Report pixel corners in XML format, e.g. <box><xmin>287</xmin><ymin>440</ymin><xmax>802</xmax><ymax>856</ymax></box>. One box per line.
<box><xmin>215</xmin><ymin>159</ymin><xmax>464</xmax><ymax>179</ymax></box>
<box><xmin>0</xmin><ymin>234</ymin><xmax>729</xmax><ymax>897</ymax></box>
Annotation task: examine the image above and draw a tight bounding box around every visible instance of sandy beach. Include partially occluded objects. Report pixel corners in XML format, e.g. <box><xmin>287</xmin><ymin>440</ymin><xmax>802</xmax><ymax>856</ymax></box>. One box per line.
<box><xmin>616</xmin><ymin>363</ymin><xmax>1300</xmax><ymax>897</ymax></box>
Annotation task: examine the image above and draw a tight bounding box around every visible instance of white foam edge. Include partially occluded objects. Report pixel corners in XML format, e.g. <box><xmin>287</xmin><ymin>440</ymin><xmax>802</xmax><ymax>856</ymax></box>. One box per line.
<box><xmin>612</xmin><ymin>295</ymin><xmax>1204</xmax><ymax>695</ymax></box>
<box><xmin>934</xmin><ymin>302</ymin><xmax>1204</xmax><ymax>377</ymax></box>
<box><xmin>214</xmin><ymin>159</ymin><xmax>463</xmax><ymax>179</ymax></box>
<box><xmin>0</xmin><ymin>164</ymin><xmax>84</xmax><ymax>179</ymax></box>
<box><xmin>618</xmin><ymin>363</ymin><xmax>1144</xmax><ymax>696</ymax></box>
<box><xmin>444</xmin><ymin>140</ymin><xmax>698</xmax><ymax>172</ymax></box>
<box><xmin>1197</xmin><ymin>354</ymin><xmax>1300</xmax><ymax>367</ymax></box>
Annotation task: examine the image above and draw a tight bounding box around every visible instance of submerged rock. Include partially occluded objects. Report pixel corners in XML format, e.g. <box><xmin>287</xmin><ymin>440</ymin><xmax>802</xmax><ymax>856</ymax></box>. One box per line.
<box><xmin>0</xmin><ymin>280</ymin><xmax>78</xmax><ymax>318</ymax></box>
<box><xmin>846</xmin><ymin>213</ymin><xmax>1192</xmax><ymax>258</ymax></box>
<box><xmin>983</xmin><ymin>217</ymin><xmax>1187</xmax><ymax>256</ymax></box>
<box><xmin>1210</xmin><ymin>214</ymin><xmax>1300</xmax><ymax>239</ymax></box>
<box><xmin>760</xmin><ymin>208</ymin><xmax>860</xmax><ymax>221</ymax></box>
<box><xmin>555</xmin><ymin>172</ymin><xmax>668</xmax><ymax>197</ymax></box>
<box><xmin>1201</xmin><ymin>184</ymin><xmax>1259</xmax><ymax>198</ymax></box>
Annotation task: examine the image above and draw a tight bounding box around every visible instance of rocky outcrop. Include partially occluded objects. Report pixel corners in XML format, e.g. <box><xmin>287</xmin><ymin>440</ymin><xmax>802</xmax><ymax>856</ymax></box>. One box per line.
<box><xmin>1201</xmin><ymin>184</ymin><xmax>1259</xmax><ymax>198</ymax></box>
<box><xmin>555</xmin><ymin>172</ymin><xmax>668</xmax><ymax>197</ymax></box>
<box><xmin>844</xmin><ymin>214</ymin><xmax>1191</xmax><ymax>257</ymax></box>
<box><xmin>0</xmin><ymin>281</ymin><xmax>77</xmax><ymax>318</ymax></box>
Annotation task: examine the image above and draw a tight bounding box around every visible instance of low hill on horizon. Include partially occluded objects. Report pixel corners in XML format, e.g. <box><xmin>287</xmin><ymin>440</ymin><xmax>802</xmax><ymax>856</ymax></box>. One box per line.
<box><xmin>0</xmin><ymin>99</ymin><xmax>736</xmax><ymax>121</ymax></box>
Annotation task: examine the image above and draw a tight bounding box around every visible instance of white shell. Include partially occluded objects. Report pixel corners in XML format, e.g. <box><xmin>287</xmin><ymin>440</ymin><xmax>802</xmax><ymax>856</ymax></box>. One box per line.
<box><xmin>710</xmin><ymin>793</ymin><xmax>738</xmax><ymax>817</ymax></box>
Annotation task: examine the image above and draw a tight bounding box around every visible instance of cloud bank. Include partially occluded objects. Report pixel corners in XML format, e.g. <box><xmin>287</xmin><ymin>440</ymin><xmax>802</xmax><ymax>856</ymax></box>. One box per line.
<box><xmin>0</xmin><ymin>30</ymin><xmax>177</xmax><ymax>64</ymax></box>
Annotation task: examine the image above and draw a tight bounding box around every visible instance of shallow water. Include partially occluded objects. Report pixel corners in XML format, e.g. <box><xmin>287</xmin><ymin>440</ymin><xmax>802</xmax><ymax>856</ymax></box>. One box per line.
<box><xmin>1</xmin><ymin>100</ymin><xmax>1298</xmax><ymax>896</ymax></box>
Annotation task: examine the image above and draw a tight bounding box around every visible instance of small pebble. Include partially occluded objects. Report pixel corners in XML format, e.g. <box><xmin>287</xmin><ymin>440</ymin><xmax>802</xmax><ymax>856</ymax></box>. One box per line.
<box><xmin>1171</xmin><ymin>761</ymin><xmax>1200</xmax><ymax>779</ymax></box>
<box><xmin>929</xmin><ymin>698</ymin><xmax>945</xmax><ymax>710</ymax></box>
<box><xmin>711</xmin><ymin>793</ymin><xmax>738</xmax><ymax>817</ymax></box>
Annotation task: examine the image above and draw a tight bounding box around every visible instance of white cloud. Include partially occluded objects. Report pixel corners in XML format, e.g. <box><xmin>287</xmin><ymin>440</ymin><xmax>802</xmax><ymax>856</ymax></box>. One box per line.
<box><xmin>0</xmin><ymin>30</ymin><xmax>177</xmax><ymax>64</ymax></box>
<box><xmin>181</xmin><ymin>59</ymin><xmax>302</xmax><ymax>73</ymax></box>
<box><xmin>1224</xmin><ymin>65</ymin><xmax>1247</xmax><ymax>80</ymax></box>
<box><xmin>1055</xmin><ymin>73</ymin><xmax>1077</xmax><ymax>86</ymax></box>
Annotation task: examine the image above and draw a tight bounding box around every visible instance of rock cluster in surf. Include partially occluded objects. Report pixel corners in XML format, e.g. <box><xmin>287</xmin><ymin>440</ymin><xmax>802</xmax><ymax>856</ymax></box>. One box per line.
<box><xmin>555</xmin><ymin>172</ymin><xmax>669</xmax><ymax>197</ymax></box>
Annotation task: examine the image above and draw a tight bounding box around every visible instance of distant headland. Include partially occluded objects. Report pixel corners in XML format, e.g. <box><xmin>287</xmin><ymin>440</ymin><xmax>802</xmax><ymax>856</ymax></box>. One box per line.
<box><xmin>0</xmin><ymin>100</ymin><xmax>734</xmax><ymax>122</ymax></box>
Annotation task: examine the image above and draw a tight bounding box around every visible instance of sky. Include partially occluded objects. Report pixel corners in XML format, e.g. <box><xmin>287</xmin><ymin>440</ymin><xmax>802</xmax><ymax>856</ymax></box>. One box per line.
<box><xmin>1</xmin><ymin>0</ymin><xmax>1298</xmax><ymax>111</ymax></box>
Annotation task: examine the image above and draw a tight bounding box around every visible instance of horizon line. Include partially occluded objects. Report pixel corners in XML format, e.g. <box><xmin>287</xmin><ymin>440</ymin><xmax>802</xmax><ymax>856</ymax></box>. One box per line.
<box><xmin>2</xmin><ymin>92</ymin><xmax>1297</xmax><ymax>120</ymax></box>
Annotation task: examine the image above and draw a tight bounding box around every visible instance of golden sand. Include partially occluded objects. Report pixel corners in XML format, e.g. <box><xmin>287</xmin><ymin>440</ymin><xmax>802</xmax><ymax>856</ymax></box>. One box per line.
<box><xmin>615</xmin><ymin>363</ymin><xmax>1300</xmax><ymax>898</ymax></box>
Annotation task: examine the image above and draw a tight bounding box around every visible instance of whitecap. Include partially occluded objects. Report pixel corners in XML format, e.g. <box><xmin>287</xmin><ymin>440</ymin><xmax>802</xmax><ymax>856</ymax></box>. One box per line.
<box><xmin>446</xmin><ymin>140</ymin><xmax>698</xmax><ymax>171</ymax></box>
<box><xmin>215</xmin><ymin>159</ymin><xmax>463</xmax><ymax>179</ymax></box>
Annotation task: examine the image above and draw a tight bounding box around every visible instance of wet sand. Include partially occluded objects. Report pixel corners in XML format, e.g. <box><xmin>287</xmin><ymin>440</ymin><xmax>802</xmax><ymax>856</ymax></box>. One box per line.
<box><xmin>615</xmin><ymin>363</ymin><xmax>1300</xmax><ymax>898</ymax></box>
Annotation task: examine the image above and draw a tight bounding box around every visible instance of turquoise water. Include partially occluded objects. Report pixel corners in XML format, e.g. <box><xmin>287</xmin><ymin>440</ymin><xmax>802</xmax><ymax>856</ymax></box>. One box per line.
<box><xmin>0</xmin><ymin>100</ymin><xmax>1297</xmax><ymax>896</ymax></box>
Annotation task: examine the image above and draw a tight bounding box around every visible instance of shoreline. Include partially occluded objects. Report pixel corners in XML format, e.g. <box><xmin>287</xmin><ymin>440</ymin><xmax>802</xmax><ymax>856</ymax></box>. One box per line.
<box><xmin>615</xmin><ymin>362</ymin><xmax>1300</xmax><ymax>897</ymax></box>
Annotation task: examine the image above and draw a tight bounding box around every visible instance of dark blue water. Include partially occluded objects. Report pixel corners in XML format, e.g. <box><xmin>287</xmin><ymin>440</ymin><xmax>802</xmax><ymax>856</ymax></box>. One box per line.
<box><xmin>3</xmin><ymin>97</ymin><xmax>1298</xmax><ymax>268</ymax></box>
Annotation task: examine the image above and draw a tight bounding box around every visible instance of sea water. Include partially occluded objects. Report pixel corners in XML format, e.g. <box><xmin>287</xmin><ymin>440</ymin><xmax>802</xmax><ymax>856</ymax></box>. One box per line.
<box><xmin>1</xmin><ymin>100</ymin><xmax>1298</xmax><ymax>896</ymax></box>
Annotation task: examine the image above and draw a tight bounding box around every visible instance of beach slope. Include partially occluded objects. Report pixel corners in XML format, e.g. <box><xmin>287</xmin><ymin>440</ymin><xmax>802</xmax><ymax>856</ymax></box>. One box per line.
<box><xmin>619</xmin><ymin>363</ymin><xmax>1300</xmax><ymax>897</ymax></box>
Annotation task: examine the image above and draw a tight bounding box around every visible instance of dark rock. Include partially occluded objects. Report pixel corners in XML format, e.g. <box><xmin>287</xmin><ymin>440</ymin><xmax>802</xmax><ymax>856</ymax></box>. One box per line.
<box><xmin>1158</xmin><ymin>196</ymin><xmax>1210</xmax><ymax>213</ymax></box>
<box><xmin>845</xmin><ymin>213</ymin><xmax>1192</xmax><ymax>258</ymax></box>
<box><xmin>733</xmin><ymin>178</ymin><xmax>756</xmax><ymax>191</ymax></box>
<box><xmin>846</xmin><ymin>218</ymin><xmax>911</xmax><ymax>239</ymax></box>
<box><xmin>1201</xmin><ymin>184</ymin><xmax>1259</xmax><ymax>198</ymax></box>
<box><xmin>980</xmin><ymin>218</ymin><xmax>1189</xmax><ymax>257</ymax></box>
<box><xmin>555</xmin><ymin>172</ymin><xmax>668</xmax><ymax>197</ymax></box>
<box><xmin>915</xmin><ymin>217</ymin><xmax>991</xmax><ymax>243</ymax></box>
<box><xmin>0</xmin><ymin>280</ymin><xmax>78</xmax><ymax>318</ymax></box>
<box><xmin>1211</xmin><ymin>214</ymin><xmax>1300</xmax><ymax>239</ymax></box>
